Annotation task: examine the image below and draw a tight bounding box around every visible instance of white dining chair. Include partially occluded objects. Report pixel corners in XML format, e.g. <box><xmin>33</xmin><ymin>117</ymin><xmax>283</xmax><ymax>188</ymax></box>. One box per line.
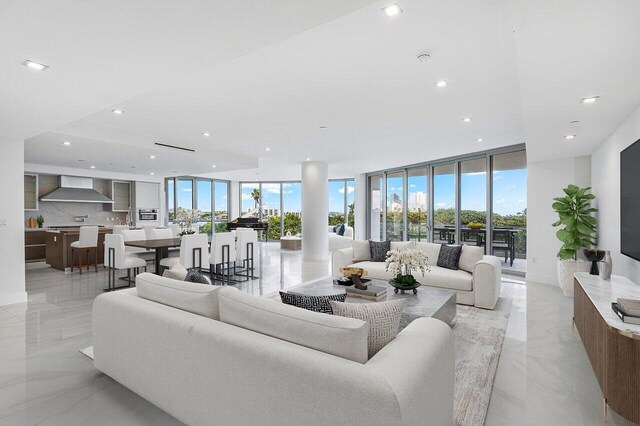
<box><xmin>149</xmin><ymin>228</ymin><xmax>174</xmax><ymax>240</ymax></box>
<box><xmin>168</xmin><ymin>224</ymin><xmax>181</xmax><ymax>238</ymax></box>
<box><xmin>70</xmin><ymin>226</ymin><xmax>99</xmax><ymax>274</ymax></box>
<box><xmin>235</xmin><ymin>230</ymin><xmax>258</xmax><ymax>280</ymax></box>
<box><xmin>209</xmin><ymin>232</ymin><xmax>236</xmax><ymax>285</ymax></box>
<box><xmin>111</xmin><ymin>225</ymin><xmax>130</xmax><ymax>236</ymax></box>
<box><xmin>104</xmin><ymin>234</ymin><xmax>147</xmax><ymax>291</ymax></box>
<box><xmin>161</xmin><ymin>234</ymin><xmax>210</xmax><ymax>270</ymax></box>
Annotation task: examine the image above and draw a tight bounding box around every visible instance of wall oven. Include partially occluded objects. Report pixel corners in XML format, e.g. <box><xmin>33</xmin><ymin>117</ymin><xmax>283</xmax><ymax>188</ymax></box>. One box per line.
<box><xmin>138</xmin><ymin>209</ymin><xmax>158</xmax><ymax>221</ymax></box>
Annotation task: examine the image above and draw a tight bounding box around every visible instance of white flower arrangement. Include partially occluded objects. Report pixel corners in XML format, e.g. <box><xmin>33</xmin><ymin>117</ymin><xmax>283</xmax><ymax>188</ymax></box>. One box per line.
<box><xmin>385</xmin><ymin>248</ymin><xmax>430</xmax><ymax>281</ymax></box>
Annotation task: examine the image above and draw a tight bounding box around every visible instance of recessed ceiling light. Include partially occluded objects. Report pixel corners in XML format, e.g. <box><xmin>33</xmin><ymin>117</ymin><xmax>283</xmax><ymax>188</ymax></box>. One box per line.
<box><xmin>319</xmin><ymin>126</ymin><xmax>328</xmax><ymax>129</ymax></box>
<box><xmin>111</xmin><ymin>108</ymin><xmax>124</xmax><ymax>114</ymax></box>
<box><xmin>264</xmin><ymin>147</ymin><xmax>271</xmax><ymax>151</ymax></box>
<box><xmin>306</xmin><ymin>158</ymin><xmax>311</xmax><ymax>161</ymax></box>
<box><xmin>90</xmin><ymin>165</ymin><xmax>96</xmax><ymax>169</ymax></box>
<box><xmin>435</xmin><ymin>80</ymin><xmax>448</xmax><ymax>88</ymax></box>
<box><xmin>382</xmin><ymin>4</ymin><xmax>402</xmax><ymax>17</ymax></box>
<box><xmin>580</xmin><ymin>96</ymin><xmax>599</xmax><ymax>104</ymax></box>
<box><xmin>570</xmin><ymin>120</ymin><xmax>580</xmax><ymax>124</ymax></box>
<box><xmin>149</xmin><ymin>172</ymin><xmax>154</xmax><ymax>176</ymax></box>
<box><xmin>476</xmin><ymin>138</ymin><xmax>484</xmax><ymax>142</ymax></box>
<box><xmin>171</xmin><ymin>170</ymin><xmax>177</xmax><ymax>173</ymax></box>
<box><xmin>130</xmin><ymin>165</ymin><xmax>136</xmax><ymax>169</ymax></box>
<box><xmin>22</xmin><ymin>60</ymin><xmax>49</xmax><ymax>71</ymax></box>
<box><xmin>149</xmin><ymin>155</ymin><xmax>156</xmax><ymax>159</ymax></box>
<box><xmin>565</xmin><ymin>134</ymin><xmax>576</xmax><ymax>140</ymax></box>
<box><xmin>416</xmin><ymin>53</ymin><xmax>431</xmax><ymax>63</ymax></box>
<box><xmin>202</xmin><ymin>132</ymin><xmax>211</xmax><ymax>137</ymax></box>
<box><xmin>78</xmin><ymin>159</ymin><xmax>85</xmax><ymax>162</ymax></box>
<box><xmin>62</xmin><ymin>141</ymin><xmax>72</xmax><ymax>146</ymax></box>
<box><xmin>211</xmin><ymin>165</ymin><xmax>217</xmax><ymax>168</ymax></box>
<box><xmin>463</xmin><ymin>117</ymin><xmax>472</xmax><ymax>122</ymax></box>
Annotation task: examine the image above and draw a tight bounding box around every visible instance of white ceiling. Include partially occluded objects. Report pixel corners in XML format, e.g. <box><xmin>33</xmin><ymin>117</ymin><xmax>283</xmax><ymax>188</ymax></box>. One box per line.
<box><xmin>9</xmin><ymin>0</ymin><xmax>640</xmax><ymax>180</ymax></box>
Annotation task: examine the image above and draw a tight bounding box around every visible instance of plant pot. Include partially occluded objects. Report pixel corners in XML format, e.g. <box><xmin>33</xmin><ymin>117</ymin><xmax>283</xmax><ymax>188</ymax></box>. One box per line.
<box><xmin>556</xmin><ymin>259</ymin><xmax>590</xmax><ymax>297</ymax></box>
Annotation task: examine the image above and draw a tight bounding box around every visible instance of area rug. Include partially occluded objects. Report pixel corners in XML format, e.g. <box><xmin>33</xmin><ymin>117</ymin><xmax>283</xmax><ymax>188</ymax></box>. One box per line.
<box><xmin>452</xmin><ymin>298</ymin><xmax>511</xmax><ymax>426</ymax></box>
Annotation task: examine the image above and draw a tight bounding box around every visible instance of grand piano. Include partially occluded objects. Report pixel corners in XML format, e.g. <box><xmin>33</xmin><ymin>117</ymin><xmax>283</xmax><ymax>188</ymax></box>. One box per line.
<box><xmin>227</xmin><ymin>217</ymin><xmax>269</xmax><ymax>241</ymax></box>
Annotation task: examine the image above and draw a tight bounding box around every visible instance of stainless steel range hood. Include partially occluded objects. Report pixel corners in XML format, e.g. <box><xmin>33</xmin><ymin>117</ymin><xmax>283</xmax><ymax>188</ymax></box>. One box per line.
<box><xmin>39</xmin><ymin>176</ymin><xmax>114</xmax><ymax>204</ymax></box>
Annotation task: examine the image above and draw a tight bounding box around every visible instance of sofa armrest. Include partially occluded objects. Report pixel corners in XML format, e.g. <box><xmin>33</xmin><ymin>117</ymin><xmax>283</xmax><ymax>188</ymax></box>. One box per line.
<box><xmin>343</xmin><ymin>227</ymin><xmax>354</xmax><ymax>239</ymax></box>
<box><xmin>472</xmin><ymin>255</ymin><xmax>502</xmax><ymax>309</ymax></box>
<box><xmin>331</xmin><ymin>248</ymin><xmax>354</xmax><ymax>277</ymax></box>
<box><xmin>365</xmin><ymin>318</ymin><xmax>454</xmax><ymax>425</ymax></box>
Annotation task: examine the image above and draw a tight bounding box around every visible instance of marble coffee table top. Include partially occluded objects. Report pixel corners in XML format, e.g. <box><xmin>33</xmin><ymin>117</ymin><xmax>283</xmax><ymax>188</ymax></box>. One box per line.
<box><xmin>287</xmin><ymin>277</ymin><xmax>456</xmax><ymax>328</ymax></box>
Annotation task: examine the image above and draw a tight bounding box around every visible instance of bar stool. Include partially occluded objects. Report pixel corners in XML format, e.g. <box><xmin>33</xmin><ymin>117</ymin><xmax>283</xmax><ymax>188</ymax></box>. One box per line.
<box><xmin>209</xmin><ymin>232</ymin><xmax>236</xmax><ymax>285</ymax></box>
<box><xmin>235</xmin><ymin>230</ymin><xmax>258</xmax><ymax>280</ymax></box>
<box><xmin>70</xmin><ymin>226</ymin><xmax>99</xmax><ymax>274</ymax></box>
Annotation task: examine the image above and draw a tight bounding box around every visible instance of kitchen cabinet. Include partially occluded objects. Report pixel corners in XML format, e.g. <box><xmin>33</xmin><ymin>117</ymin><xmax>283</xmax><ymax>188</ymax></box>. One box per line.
<box><xmin>25</xmin><ymin>230</ymin><xmax>46</xmax><ymax>261</ymax></box>
<box><xmin>134</xmin><ymin>182</ymin><xmax>160</xmax><ymax>209</ymax></box>
<box><xmin>24</xmin><ymin>174</ymin><xmax>38</xmax><ymax>211</ymax></box>
<box><xmin>110</xmin><ymin>181</ymin><xmax>132</xmax><ymax>212</ymax></box>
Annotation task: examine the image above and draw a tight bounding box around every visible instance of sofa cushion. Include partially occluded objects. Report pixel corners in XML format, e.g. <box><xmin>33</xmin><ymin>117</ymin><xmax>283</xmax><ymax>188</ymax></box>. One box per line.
<box><xmin>390</xmin><ymin>241</ymin><xmax>416</xmax><ymax>252</ymax></box>
<box><xmin>279</xmin><ymin>291</ymin><xmax>347</xmax><ymax>314</ymax></box>
<box><xmin>352</xmin><ymin>240</ymin><xmax>372</xmax><ymax>262</ymax></box>
<box><xmin>369</xmin><ymin>240</ymin><xmax>391</xmax><ymax>262</ymax></box>
<box><xmin>330</xmin><ymin>299</ymin><xmax>406</xmax><ymax>358</ymax></box>
<box><xmin>415</xmin><ymin>242</ymin><xmax>441</xmax><ymax>266</ymax></box>
<box><xmin>426</xmin><ymin>266</ymin><xmax>473</xmax><ymax>291</ymax></box>
<box><xmin>136</xmin><ymin>272</ymin><xmax>221</xmax><ymax>319</ymax></box>
<box><xmin>459</xmin><ymin>245</ymin><xmax>484</xmax><ymax>273</ymax></box>
<box><xmin>437</xmin><ymin>244</ymin><xmax>462</xmax><ymax>270</ymax></box>
<box><xmin>218</xmin><ymin>287</ymin><xmax>369</xmax><ymax>363</ymax></box>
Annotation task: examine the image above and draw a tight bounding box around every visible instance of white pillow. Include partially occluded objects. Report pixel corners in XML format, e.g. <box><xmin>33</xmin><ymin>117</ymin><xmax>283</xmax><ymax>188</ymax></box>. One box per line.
<box><xmin>352</xmin><ymin>240</ymin><xmax>372</xmax><ymax>262</ymax></box>
<box><xmin>415</xmin><ymin>242</ymin><xmax>441</xmax><ymax>266</ymax></box>
<box><xmin>390</xmin><ymin>241</ymin><xmax>416</xmax><ymax>252</ymax></box>
<box><xmin>136</xmin><ymin>272</ymin><xmax>222</xmax><ymax>319</ymax></box>
<box><xmin>218</xmin><ymin>287</ymin><xmax>369</xmax><ymax>363</ymax></box>
<box><xmin>458</xmin><ymin>244</ymin><xmax>484</xmax><ymax>273</ymax></box>
<box><xmin>162</xmin><ymin>263</ymin><xmax>188</xmax><ymax>280</ymax></box>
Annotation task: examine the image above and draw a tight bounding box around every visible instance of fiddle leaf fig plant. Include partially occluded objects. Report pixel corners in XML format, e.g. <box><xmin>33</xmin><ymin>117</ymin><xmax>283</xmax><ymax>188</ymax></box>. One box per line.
<box><xmin>552</xmin><ymin>184</ymin><xmax>597</xmax><ymax>260</ymax></box>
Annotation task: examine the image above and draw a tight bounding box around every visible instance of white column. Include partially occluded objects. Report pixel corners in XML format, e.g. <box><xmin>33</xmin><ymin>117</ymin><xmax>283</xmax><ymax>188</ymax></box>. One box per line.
<box><xmin>302</xmin><ymin>161</ymin><xmax>329</xmax><ymax>260</ymax></box>
<box><xmin>0</xmin><ymin>137</ymin><xmax>27</xmax><ymax>306</ymax></box>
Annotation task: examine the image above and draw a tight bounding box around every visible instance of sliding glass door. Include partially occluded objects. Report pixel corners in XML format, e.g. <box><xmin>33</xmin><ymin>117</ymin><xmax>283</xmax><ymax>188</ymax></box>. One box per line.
<box><xmin>369</xmin><ymin>175</ymin><xmax>383</xmax><ymax>241</ymax></box>
<box><xmin>408</xmin><ymin>167</ymin><xmax>428</xmax><ymax>241</ymax></box>
<box><xmin>459</xmin><ymin>158</ymin><xmax>487</xmax><ymax>250</ymax></box>
<box><xmin>432</xmin><ymin>163</ymin><xmax>456</xmax><ymax>244</ymax></box>
<box><xmin>386</xmin><ymin>172</ymin><xmax>404</xmax><ymax>241</ymax></box>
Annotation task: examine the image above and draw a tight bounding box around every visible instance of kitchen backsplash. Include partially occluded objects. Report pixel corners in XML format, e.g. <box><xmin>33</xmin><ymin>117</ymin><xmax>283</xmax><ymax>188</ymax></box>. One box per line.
<box><xmin>24</xmin><ymin>202</ymin><xmax>128</xmax><ymax>227</ymax></box>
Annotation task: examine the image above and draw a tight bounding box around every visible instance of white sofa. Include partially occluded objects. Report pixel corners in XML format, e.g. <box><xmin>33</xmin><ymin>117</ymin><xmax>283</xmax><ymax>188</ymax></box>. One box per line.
<box><xmin>328</xmin><ymin>225</ymin><xmax>354</xmax><ymax>251</ymax></box>
<box><xmin>93</xmin><ymin>273</ymin><xmax>454</xmax><ymax>425</ymax></box>
<box><xmin>332</xmin><ymin>240</ymin><xmax>502</xmax><ymax>310</ymax></box>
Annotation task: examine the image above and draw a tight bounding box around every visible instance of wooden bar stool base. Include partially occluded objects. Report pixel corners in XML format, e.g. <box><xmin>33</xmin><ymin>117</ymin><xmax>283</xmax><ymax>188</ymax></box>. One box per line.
<box><xmin>71</xmin><ymin>246</ymin><xmax>98</xmax><ymax>274</ymax></box>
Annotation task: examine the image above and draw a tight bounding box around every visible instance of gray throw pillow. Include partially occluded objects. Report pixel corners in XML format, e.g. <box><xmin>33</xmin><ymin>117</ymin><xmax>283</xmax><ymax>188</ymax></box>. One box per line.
<box><xmin>369</xmin><ymin>240</ymin><xmax>391</xmax><ymax>262</ymax></box>
<box><xmin>184</xmin><ymin>269</ymin><xmax>210</xmax><ymax>284</ymax></box>
<box><xmin>330</xmin><ymin>299</ymin><xmax>406</xmax><ymax>358</ymax></box>
<box><xmin>437</xmin><ymin>244</ymin><xmax>463</xmax><ymax>270</ymax></box>
<box><xmin>337</xmin><ymin>224</ymin><xmax>346</xmax><ymax>236</ymax></box>
<box><xmin>279</xmin><ymin>292</ymin><xmax>347</xmax><ymax>314</ymax></box>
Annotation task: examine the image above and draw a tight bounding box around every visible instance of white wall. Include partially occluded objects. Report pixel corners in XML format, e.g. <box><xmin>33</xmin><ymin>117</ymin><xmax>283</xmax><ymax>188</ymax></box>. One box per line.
<box><xmin>354</xmin><ymin>173</ymin><xmax>367</xmax><ymax>240</ymax></box>
<box><xmin>527</xmin><ymin>155</ymin><xmax>591</xmax><ymax>285</ymax></box>
<box><xmin>0</xmin><ymin>137</ymin><xmax>27</xmax><ymax>306</ymax></box>
<box><xmin>591</xmin><ymin>106</ymin><xmax>640</xmax><ymax>283</ymax></box>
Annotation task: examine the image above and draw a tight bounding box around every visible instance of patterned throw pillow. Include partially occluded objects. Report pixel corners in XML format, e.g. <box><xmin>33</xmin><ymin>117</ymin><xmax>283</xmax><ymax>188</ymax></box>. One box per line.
<box><xmin>333</xmin><ymin>225</ymin><xmax>340</xmax><ymax>233</ymax></box>
<box><xmin>162</xmin><ymin>263</ymin><xmax>188</xmax><ymax>280</ymax></box>
<box><xmin>369</xmin><ymin>240</ymin><xmax>391</xmax><ymax>262</ymax></box>
<box><xmin>337</xmin><ymin>224</ymin><xmax>346</xmax><ymax>236</ymax></box>
<box><xmin>184</xmin><ymin>269</ymin><xmax>211</xmax><ymax>284</ymax></box>
<box><xmin>279</xmin><ymin>292</ymin><xmax>347</xmax><ymax>314</ymax></box>
<box><xmin>330</xmin><ymin>299</ymin><xmax>406</xmax><ymax>358</ymax></box>
<box><xmin>437</xmin><ymin>244</ymin><xmax>463</xmax><ymax>270</ymax></box>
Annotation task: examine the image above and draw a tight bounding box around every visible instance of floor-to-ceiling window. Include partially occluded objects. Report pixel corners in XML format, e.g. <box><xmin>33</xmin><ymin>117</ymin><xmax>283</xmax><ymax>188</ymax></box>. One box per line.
<box><xmin>328</xmin><ymin>179</ymin><xmax>355</xmax><ymax>233</ymax></box>
<box><xmin>346</xmin><ymin>180</ymin><xmax>355</xmax><ymax>230</ymax></box>
<box><xmin>241</xmin><ymin>182</ymin><xmax>260</xmax><ymax>218</ymax></box>
<box><xmin>366</xmin><ymin>145</ymin><xmax>526</xmax><ymax>275</ymax></box>
<box><xmin>408</xmin><ymin>167</ymin><xmax>428</xmax><ymax>241</ymax></box>
<box><xmin>165</xmin><ymin>177</ymin><xmax>230</xmax><ymax>234</ymax></box>
<box><xmin>432</xmin><ymin>163</ymin><xmax>456</xmax><ymax>244</ymax></box>
<box><xmin>283</xmin><ymin>182</ymin><xmax>302</xmax><ymax>236</ymax></box>
<box><xmin>261</xmin><ymin>183</ymin><xmax>282</xmax><ymax>240</ymax></box>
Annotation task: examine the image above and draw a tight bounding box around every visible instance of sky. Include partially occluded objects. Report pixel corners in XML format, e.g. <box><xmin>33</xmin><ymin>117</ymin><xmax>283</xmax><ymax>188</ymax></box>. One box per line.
<box><xmin>241</xmin><ymin>181</ymin><xmax>351</xmax><ymax>213</ymax></box>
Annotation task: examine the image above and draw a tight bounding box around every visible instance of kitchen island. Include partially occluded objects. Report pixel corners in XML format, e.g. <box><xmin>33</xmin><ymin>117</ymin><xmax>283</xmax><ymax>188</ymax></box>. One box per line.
<box><xmin>45</xmin><ymin>227</ymin><xmax>113</xmax><ymax>272</ymax></box>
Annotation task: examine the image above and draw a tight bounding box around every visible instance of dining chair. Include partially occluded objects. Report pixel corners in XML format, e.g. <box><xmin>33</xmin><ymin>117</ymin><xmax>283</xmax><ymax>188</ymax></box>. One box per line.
<box><xmin>149</xmin><ymin>228</ymin><xmax>173</xmax><ymax>240</ymax></box>
<box><xmin>209</xmin><ymin>232</ymin><xmax>236</xmax><ymax>285</ymax></box>
<box><xmin>70</xmin><ymin>226</ymin><xmax>99</xmax><ymax>274</ymax></box>
<box><xmin>161</xmin><ymin>234</ymin><xmax>210</xmax><ymax>271</ymax></box>
<box><xmin>491</xmin><ymin>229</ymin><xmax>514</xmax><ymax>266</ymax></box>
<box><xmin>235</xmin><ymin>230</ymin><xmax>258</xmax><ymax>280</ymax></box>
<box><xmin>111</xmin><ymin>225</ymin><xmax>130</xmax><ymax>236</ymax></box>
<box><xmin>104</xmin><ymin>234</ymin><xmax>147</xmax><ymax>291</ymax></box>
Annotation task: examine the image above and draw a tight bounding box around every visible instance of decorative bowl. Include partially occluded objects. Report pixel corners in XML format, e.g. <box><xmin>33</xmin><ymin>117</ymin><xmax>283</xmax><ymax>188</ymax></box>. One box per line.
<box><xmin>340</xmin><ymin>267</ymin><xmax>367</xmax><ymax>278</ymax></box>
<box><xmin>388</xmin><ymin>279</ymin><xmax>421</xmax><ymax>295</ymax></box>
<box><xmin>583</xmin><ymin>249</ymin><xmax>606</xmax><ymax>275</ymax></box>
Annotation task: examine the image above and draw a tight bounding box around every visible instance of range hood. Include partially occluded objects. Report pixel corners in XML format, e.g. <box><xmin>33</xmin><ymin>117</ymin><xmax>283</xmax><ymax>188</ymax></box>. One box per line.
<box><xmin>39</xmin><ymin>176</ymin><xmax>114</xmax><ymax>204</ymax></box>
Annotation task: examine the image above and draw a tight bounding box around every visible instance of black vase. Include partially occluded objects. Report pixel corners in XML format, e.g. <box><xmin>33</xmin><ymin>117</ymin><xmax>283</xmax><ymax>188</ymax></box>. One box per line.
<box><xmin>583</xmin><ymin>249</ymin><xmax>606</xmax><ymax>275</ymax></box>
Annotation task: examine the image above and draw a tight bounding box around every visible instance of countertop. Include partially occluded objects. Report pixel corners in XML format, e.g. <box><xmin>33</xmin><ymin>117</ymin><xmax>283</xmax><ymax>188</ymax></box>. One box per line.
<box><xmin>575</xmin><ymin>272</ymin><xmax>640</xmax><ymax>337</ymax></box>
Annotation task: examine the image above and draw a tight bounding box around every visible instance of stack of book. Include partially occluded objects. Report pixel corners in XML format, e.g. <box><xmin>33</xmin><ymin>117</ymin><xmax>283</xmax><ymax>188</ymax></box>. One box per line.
<box><xmin>612</xmin><ymin>298</ymin><xmax>640</xmax><ymax>325</ymax></box>
<box><xmin>344</xmin><ymin>284</ymin><xmax>387</xmax><ymax>301</ymax></box>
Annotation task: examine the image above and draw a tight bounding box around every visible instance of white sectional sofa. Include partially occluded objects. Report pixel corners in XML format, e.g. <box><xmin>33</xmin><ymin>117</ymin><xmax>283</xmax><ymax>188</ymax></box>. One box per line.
<box><xmin>93</xmin><ymin>273</ymin><xmax>455</xmax><ymax>425</ymax></box>
<box><xmin>332</xmin><ymin>240</ymin><xmax>502</xmax><ymax>310</ymax></box>
<box><xmin>328</xmin><ymin>225</ymin><xmax>354</xmax><ymax>251</ymax></box>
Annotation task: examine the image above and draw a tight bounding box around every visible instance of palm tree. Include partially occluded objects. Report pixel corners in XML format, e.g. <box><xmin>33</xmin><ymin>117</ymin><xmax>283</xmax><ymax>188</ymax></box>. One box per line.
<box><xmin>251</xmin><ymin>188</ymin><xmax>260</xmax><ymax>209</ymax></box>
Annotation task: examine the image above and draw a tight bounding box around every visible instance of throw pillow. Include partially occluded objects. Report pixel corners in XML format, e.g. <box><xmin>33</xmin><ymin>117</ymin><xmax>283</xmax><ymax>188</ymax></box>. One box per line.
<box><xmin>333</xmin><ymin>225</ymin><xmax>340</xmax><ymax>233</ymax></box>
<box><xmin>369</xmin><ymin>240</ymin><xmax>391</xmax><ymax>262</ymax></box>
<box><xmin>330</xmin><ymin>299</ymin><xmax>406</xmax><ymax>358</ymax></box>
<box><xmin>162</xmin><ymin>262</ymin><xmax>188</xmax><ymax>280</ymax></box>
<box><xmin>184</xmin><ymin>269</ymin><xmax>211</xmax><ymax>284</ymax></box>
<box><xmin>337</xmin><ymin>224</ymin><xmax>346</xmax><ymax>236</ymax></box>
<box><xmin>352</xmin><ymin>240</ymin><xmax>372</xmax><ymax>262</ymax></box>
<box><xmin>279</xmin><ymin>292</ymin><xmax>347</xmax><ymax>314</ymax></box>
<box><xmin>437</xmin><ymin>244</ymin><xmax>463</xmax><ymax>270</ymax></box>
<box><xmin>458</xmin><ymin>244</ymin><xmax>484</xmax><ymax>273</ymax></box>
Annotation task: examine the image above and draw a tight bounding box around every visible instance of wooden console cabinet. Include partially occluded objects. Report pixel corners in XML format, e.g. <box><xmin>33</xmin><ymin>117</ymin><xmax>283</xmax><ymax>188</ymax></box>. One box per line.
<box><xmin>573</xmin><ymin>273</ymin><xmax>640</xmax><ymax>423</ymax></box>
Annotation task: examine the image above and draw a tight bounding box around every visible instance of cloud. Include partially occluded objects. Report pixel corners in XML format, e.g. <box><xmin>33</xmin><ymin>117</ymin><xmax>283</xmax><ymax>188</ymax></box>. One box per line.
<box><xmin>493</xmin><ymin>175</ymin><xmax>503</xmax><ymax>181</ymax></box>
<box><xmin>338</xmin><ymin>186</ymin><xmax>355</xmax><ymax>194</ymax></box>
<box><xmin>436</xmin><ymin>202</ymin><xmax>448</xmax><ymax>208</ymax></box>
<box><xmin>261</xmin><ymin>183</ymin><xmax>282</xmax><ymax>194</ymax></box>
<box><xmin>409</xmin><ymin>184</ymin><xmax>417</xmax><ymax>188</ymax></box>
<box><xmin>517</xmin><ymin>199</ymin><xmax>525</xmax><ymax>203</ymax></box>
<box><xmin>182</xmin><ymin>188</ymin><xmax>192</xmax><ymax>192</ymax></box>
<box><xmin>496</xmin><ymin>198</ymin><xmax>506</xmax><ymax>204</ymax></box>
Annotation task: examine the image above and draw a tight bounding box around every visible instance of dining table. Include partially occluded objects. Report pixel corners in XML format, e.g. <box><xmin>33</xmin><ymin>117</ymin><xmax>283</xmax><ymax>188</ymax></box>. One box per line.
<box><xmin>124</xmin><ymin>238</ymin><xmax>182</xmax><ymax>275</ymax></box>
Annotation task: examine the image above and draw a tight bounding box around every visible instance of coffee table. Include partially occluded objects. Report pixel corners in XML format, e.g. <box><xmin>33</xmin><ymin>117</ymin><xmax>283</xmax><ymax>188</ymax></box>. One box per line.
<box><xmin>288</xmin><ymin>277</ymin><xmax>456</xmax><ymax>328</ymax></box>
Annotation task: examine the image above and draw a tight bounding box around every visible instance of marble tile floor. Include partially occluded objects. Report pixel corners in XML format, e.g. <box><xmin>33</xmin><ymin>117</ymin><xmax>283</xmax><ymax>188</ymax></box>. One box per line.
<box><xmin>1</xmin><ymin>244</ymin><xmax>636</xmax><ymax>425</ymax></box>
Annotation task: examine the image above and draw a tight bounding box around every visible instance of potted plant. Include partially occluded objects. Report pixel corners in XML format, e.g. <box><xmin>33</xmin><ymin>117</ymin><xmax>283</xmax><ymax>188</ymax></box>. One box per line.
<box><xmin>552</xmin><ymin>184</ymin><xmax>597</xmax><ymax>297</ymax></box>
<box><xmin>36</xmin><ymin>215</ymin><xmax>44</xmax><ymax>228</ymax></box>
<box><xmin>385</xmin><ymin>249</ymin><xmax>430</xmax><ymax>294</ymax></box>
